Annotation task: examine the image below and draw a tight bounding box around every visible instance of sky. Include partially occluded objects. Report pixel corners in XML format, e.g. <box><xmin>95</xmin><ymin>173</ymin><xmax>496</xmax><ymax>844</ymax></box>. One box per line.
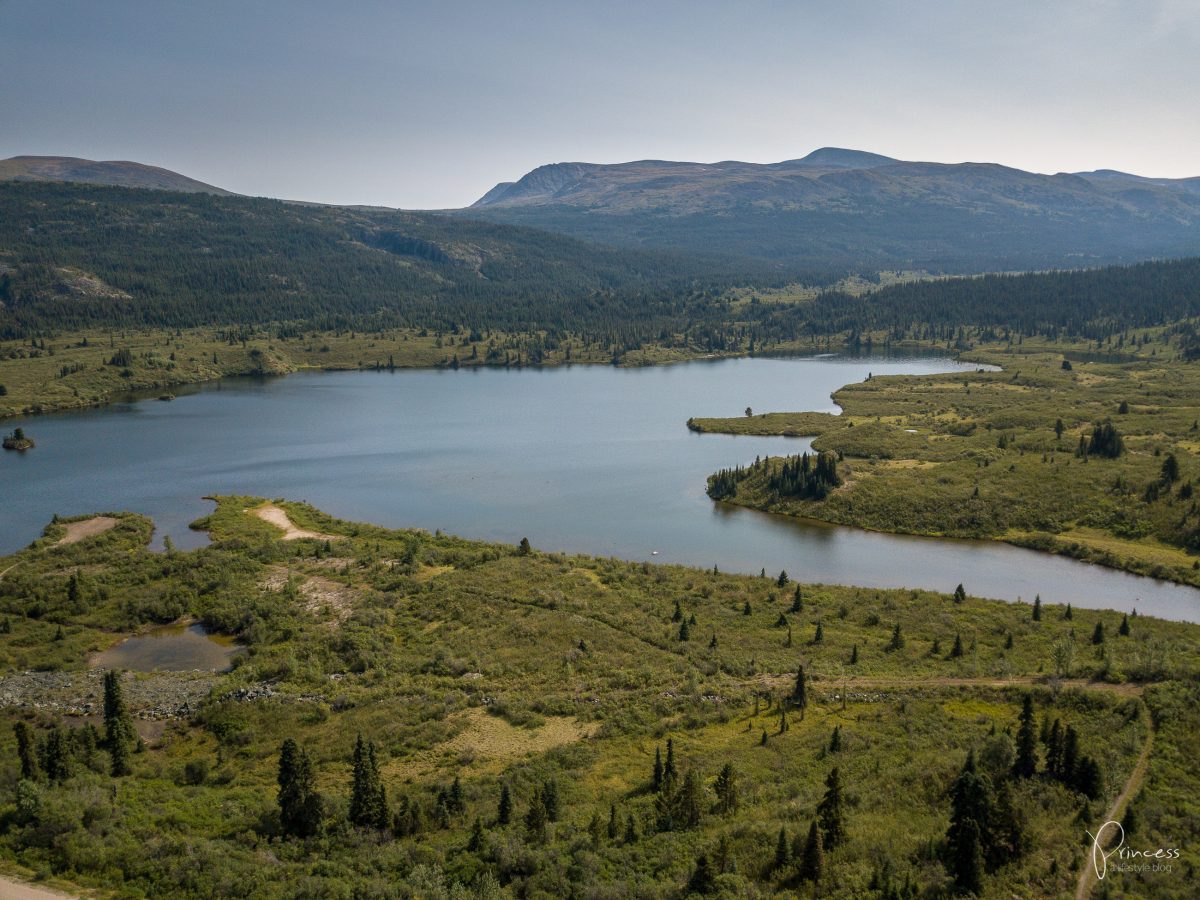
<box><xmin>3</xmin><ymin>0</ymin><xmax>1199</xmax><ymax>209</ymax></box>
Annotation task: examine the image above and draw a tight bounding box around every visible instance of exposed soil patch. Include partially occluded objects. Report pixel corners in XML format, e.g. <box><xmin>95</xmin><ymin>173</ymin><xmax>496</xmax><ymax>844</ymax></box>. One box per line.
<box><xmin>55</xmin><ymin>516</ymin><xmax>119</xmax><ymax>546</ymax></box>
<box><xmin>251</xmin><ymin>504</ymin><xmax>339</xmax><ymax>541</ymax></box>
<box><xmin>262</xmin><ymin>567</ymin><xmax>358</xmax><ymax>623</ymax></box>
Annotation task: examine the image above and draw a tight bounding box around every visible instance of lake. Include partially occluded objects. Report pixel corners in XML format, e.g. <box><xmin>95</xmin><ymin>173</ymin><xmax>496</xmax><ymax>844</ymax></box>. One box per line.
<box><xmin>90</xmin><ymin>622</ymin><xmax>242</xmax><ymax>672</ymax></box>
<box><xmin>3</xmin><ymin>355</ymin><xmax>1198</xmax><ymax>621</ymax></box>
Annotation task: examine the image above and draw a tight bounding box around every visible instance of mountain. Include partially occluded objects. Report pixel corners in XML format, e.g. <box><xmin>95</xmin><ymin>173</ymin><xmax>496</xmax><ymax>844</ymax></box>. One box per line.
<box><xmin>466</xmin><ymin>148</ymin><xmax>1200</xmax><ymax>272</ymax></box>
<box><xmin>0</xmin><ymin>155</ymin><xmax>234</xmax><ymax>195</ymax></box>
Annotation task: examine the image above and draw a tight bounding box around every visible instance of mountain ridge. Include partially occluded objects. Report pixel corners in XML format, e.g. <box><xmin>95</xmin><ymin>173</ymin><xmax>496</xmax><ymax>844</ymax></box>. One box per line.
<box><xmin>0</xmin><ymin>155</ymin><xmax>234</xmax><ymax>195</ymax></box>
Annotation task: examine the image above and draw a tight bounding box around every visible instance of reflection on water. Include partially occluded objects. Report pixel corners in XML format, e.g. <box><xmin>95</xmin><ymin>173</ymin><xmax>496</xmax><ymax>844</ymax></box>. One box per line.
<box><xmin>4</xmin><ymin>355</ymin><xmax>1199</xmax><ymax>621</ymax></box>
<box><xmin>91</xmin><ymin>623</ymin><xmax>242</xmax><ymax>673</ymax></box>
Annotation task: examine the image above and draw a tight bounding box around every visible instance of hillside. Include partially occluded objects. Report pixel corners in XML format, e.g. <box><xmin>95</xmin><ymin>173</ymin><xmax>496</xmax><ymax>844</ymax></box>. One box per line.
<box><xmin>0</xmin><ymin>181</ymin><xmax>789</xmax><ymax>339</ymax></box>
<box><xmin>0</xmin><ymin>497</ymin><xmax>1195</xmax><ymax>897</ymax></box>
<box><xmin>0</xmin><ymin>155</ymin><xmax>234</xmax><ymax>195</ymax></box>
<box><xmin>465</xmin><ymin>148</ymin><xmax>1200</xmax><ymax>271</ymax></box>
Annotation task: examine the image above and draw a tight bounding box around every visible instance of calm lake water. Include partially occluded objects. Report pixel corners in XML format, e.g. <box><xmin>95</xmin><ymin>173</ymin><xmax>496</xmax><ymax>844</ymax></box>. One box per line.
<box><xmin>4</xmin><ymin>355</ymin><xmax>1198</xmax><ymax>621</ymax></box>
<box><xmin>90</xmin><ymin>623</ymin><xmax>242</xmax><ymax>672</ymax></box>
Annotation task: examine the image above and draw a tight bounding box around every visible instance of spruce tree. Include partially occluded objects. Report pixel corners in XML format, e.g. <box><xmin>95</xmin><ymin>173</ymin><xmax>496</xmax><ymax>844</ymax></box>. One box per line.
<box><xmin>801</xmin><ymin>819</ymin><xmax>825</xmax><ymax>882</ymax></box>
<box><xmin>103</xmin><ymin>670</ymin><xmax>134</xmax><ymax>776</ymax></box>
<box><xmin>953</xmin><ymin>583</ymin><xmax>967</xmax><ymax>603</ymax></box>
<box><xmin>679</xmin><ymin>619</ymin><xmax>690</xmax><ymax>641</ymax></box>
<box><xmin>791</xmin><ymin>666</ymin><xmax>808</xmax><ymax>718</ymax></box>
<box><xmin>1013</xmin><ymin>695</ymin><xmax>1039</xmax><ymax>778</ymax></box>
<box><xmin>777</xmin><ymin>570</ymin><xmax>789</xmax><ymax>587</ymax></box>
<box><xmin>277</xmin><ymin>739</ymin><xmax>324</xmax><ymax>838</ymax></box>
<box><xmin>524</xmin><ymin>787</ymin><xmax>548</xmax><ymax>842</ymax></box>
<box><xmin>814</xmin><ymin>621</ymin><xmax>824</xmax><ymax>643</ymax></box>
<box><xmin>674</xmin><ymin>770</ymin><xmax>705</xmax><ymax>829</ymax></box>
<box><xmin>887</xmin><ymin>622</ymin><xmax>904</xmax><ymax>651</ymax></box>
<box><xmin>624</xmin><ymin>812</ymin><xmax>639</xmax><ymax>843</ymax></box>
<box><xmin>607</xmin><ymin>802</ymin><xmax>619</xmax><ymax>840</ymax></box>
<box><xmin>468</xmin><ymin>816</ymin><xmax>486</xmax><ymax>852</ymax></box>
<box><xmin>742</xmin><ymin>600</ymin><xmax>752</xmax><ymax>616</ymax></box>
<box><xmin>542</xmin><ymin>778</ymin><xmax>560</xmax><ymax>822</ymax></box>
<box><xmin>946</xmin><ymin>751</ymin><xmax>993</xmax><ymax>892</ymax></box>
<box><xmin>652</xmin><ymin>746</ymin><xmax>664</xmax><ymax>792</ymax></box>
<box><xmin>42</xmin><ymin>727</ymin><xmax>72</xmax><ymax>784</ymax></box>
<box><xmin>497</xmin><ymin>783</ymin><xmax>513</xmax><ymax>825</ymax></box>
<box><xmin>830</xmin><ymin>725</ymin><xmax>842</xmax><ymax>753</ymax></box>
<box><xmin>663</xmin><ymin>738</ymin><xmax>678</xmax><ymax>790</ymax></box>
<box><xmin>950</xmin><ymin>633</ymin><xmax>965</xmax><ymax>658</ymax></box>
<box><xmin>672</xmin><ymin>599</ymin><xmax>683</xmax><ymax>622</ymax></box>
<box><xmin>774</xmin><ymin>826</ymin><xmax>792</xmax><ymax>871</ymax></box>
<box><xmin>1092</xmin><ymin>622</ymin><xmax>1105</xmax><ymax>645</ymax></box>
<box><xmin>687</xmin><ymin>852</ymin><xmax>717</xmax><ymax>895</ymax></box>
<box><xmin>349</xmin><ymin>734</ymin><xmax>387</xmax><ymax>828</ymax></box>
<box><xmin>817</xmin><ymin>767</ymin><xmax>846</xmax><ymax>849</ymax></box>
<box><xmin>952</xmin><ymin>817</ymin><xmax>986</xmax><ymax>895</ymax></box>
<box><xmin>14</xmin><ymin>722</ymin><xmax>39</xmax><ymax>781</ymax></box>
<box><xmin>1118</xmin><ymin>614</ymin><xmax>1131</xmax><ymax>637</ymax></box>
<box><xmin>791</xmin><ymin>585</ymin><xmax>803</xmax><ymax>613</ymax></box>
<box><xmin>1032</xmin><ymin>594</ymin><xmax>1042</xmax><ymax>621</ymax></box>
<box><xmin>714</xmin><ymin>762</ymin><xmax>739</xmax><ymax>815</ymax></box>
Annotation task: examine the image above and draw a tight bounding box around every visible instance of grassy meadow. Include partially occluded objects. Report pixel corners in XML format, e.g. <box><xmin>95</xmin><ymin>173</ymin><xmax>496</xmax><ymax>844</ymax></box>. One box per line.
<box><xmin>690</xmin><ymin>331</ymin><xmax>1200</xmax><ymax>587</ymax></box>
<box><xmin>0</xmin><ymin>499</ymin><xmax>1195</xmax><ymax>897</ymax></box>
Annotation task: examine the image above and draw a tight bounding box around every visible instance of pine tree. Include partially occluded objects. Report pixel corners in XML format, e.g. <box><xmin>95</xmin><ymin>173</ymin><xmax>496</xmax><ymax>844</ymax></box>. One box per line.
<box><xmin>887</xmin><ymin>622</ymin><xmax>904</xmax><ymax>651</ymax></box>
<box><xmin>524</xmin><ymin>787</ymin><xmax>548</xmax><ymax>842</ymax></box>
<box><xmin>497</xmin><ymin>783</ymin><xmax>513</xmax><ymax>825</ymax></box>
<box><xmin>817</xmin><ymin>767</ymin><xmax>846</xmax><ymax>849</ymax></box>
<box><xmin>791</xmin><ymin>666</ymin><xmax>808</xmax><ymax>718</ymax></box>
<box><xmin>468</xmin><ymin>816</ymin><xmax>485</xmax><ymax>852</ymax></box>
<box><xmin>1045</xmin><ymin>719</ymin><xmax>1065</xmax><ymax>778</ymax></box>
<box><xmin>607</xmin><ymin>802</ymin><xmax>619</xmax><ymax>840</ymax></box>
<box><xmin>814</xmin><ymin>621</ymin><xmax>824</xmax><ymax>644</ymax></box>
<box><xmin>791</xmin><ymin>585</ymin><xmax>803</xmax><ymax>613</ymax></box>
<box><xmin>103</xmin><ymin>670</ymin><xmax>135</xmax><ymax>776</ymax></box>
<box><xmin>829</xmin><ymin>725</ymin><xmax>842</xmax><ymax>753</ymax></box>
<box><xmin>1064</xmin><ymin>603</ymin><xmax>1073</xmax><ymax>620</ymax></box>
<box><xmin>277</xmin><ymin>739</ymin><xmax>324</xmax><ymax>838</ymax></box>
<box><xmin>714</xmin><ymin>762</ymin><xmax>739</xmax><ymax>815</ymax></box>
<box><xmin>774</xmin><ymin>826</ymin><xmax>792</xmax><ymax>871</ymax></box>
<box><xmin>624</xmin><ymin>812</ymin><xmax>639</xmax><ymax>844</ymax></box>
<box><xmin>743</xmin><ymin>600</ymin><xmax>752</xmax><ymax>616</ymax></box>
<box><xmin>946</xmin><ymin>751</ymin><xmax>992</xmax><ymax>893</ymax></box>
<box><xmin>1092</xmin><ymin>622</ymin><xmax>1105</xmax><ymax>644</ymax></box>
<box><xmin>1013</xmin><ymin>695</ymin><xmax>1038</xmax><ymax>778</ymax></box>
<box><xmin>587</xmin><ymin>810</ymin><xmax>604</xmax><ymax>848</ymax></box>
<box><xmin>518</xmin><ymin>537</ymin><xmax>531</xmax><ymax>555</ymax></box>
<box><xmin>652</xmin><ymin>746</ymin><xmax>664</xmax><ymax>792</ymax></box>
<box><xmin>950</xmin><ymin>633</ymin><xmax>965</xmax><ymax>658</ymax></box>
<box><xmin>14</xmin><ymin>722</ymin><xmax>39</xmax><ymax>781</ymax></box>
<box><xmin>687</xmin><ymin>852</ymin><xmax>717</xmax><ymax>895</ymax></box>
<box><xmin>850</xmin><ymin>643</ymin><xmax>859</xmax><ymax>664</ymax></box>
<box><xmin>800</xmin><ymin>819</ymin><xmax>825</xmax><ymax>882</ymax></box>
<box><xmin>777</xmin><ymin>570</ymin><xmax>789</xmax><ymax>587</ymax></box>
<box><xmin>1032</xmin><ymin>594</ymin><xmax>1042</xmax><ymax>621</ymax></box>
<box><xmin>679</xmin><ymin>619</ymin><xmax>690</xmax><ymax>641</ymax></box>
<box><xmin>775</xmin><ymin>612</ymin><xmax>788</xmax><ymax>627</ymax></box>
<box><xmin>954</xmin><ymin>583</ymin><xmax>967</xmax><ymax>603</ymax></box>
<box><xmin>349</xmin><ymin>734</ymin><xmax>388</xmax><ymax>828</ymax></box>
<box><xmin>42</xmin><ymin>727</ymin><xmax>72</xmax><ymax>783</ymax></box>
<box><xmin>674</xmin><ymin>770</ymin><xmax>705</xmax><ymax>829</ymax></box>
<box><xmin>541</xmin><ymin>778</ymin><xmax>560</xmax><ymax>822</ymax></box>
<box><xmin>1119</xmin><ymin>614</ymin><xmax>1131</xmax><ymax>637</ymax></box>
<box><xmin>952</xmin><ymin>817</ymin><xmax>985</xmax><ymax>895</ymax></box>
<box><xmin>672</xmin><ymin>599</ymin><xmax>683</xmax><ymax>622</ymax></box>
<box><xmin>664</xmin><ymin>738</ymin><xmax>678</xmax><ymax>790</ymax></box>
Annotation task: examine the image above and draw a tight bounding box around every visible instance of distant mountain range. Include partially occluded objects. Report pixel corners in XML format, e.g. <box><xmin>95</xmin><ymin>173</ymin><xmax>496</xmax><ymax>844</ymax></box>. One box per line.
<box><xmin>5</xmin><ymin>149</ymin><xmax>1200</xmax><ymax>273</ymax></box>
<box><xmin>466</xmin><ymin>147</ymin><xmax>1200</xmax><ymax>271</ymax></box>
<box><xmin>0</xmin><ymin>156</ymin><xmax>233</xmax><ymax>195</ymax></box>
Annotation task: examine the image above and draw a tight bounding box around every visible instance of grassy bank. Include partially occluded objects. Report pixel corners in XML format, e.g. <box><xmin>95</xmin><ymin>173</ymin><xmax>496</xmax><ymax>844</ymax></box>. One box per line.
<box><xmin>0</xmin><ymin>499</ymin><xmax>1196</xmax><ymax>896</ymax></box>
<box><xmin>690</xmin><ymin>332</ymin><xmax>1200</xmax><ymax>588</ymax></box>
<box><xmin>0</xmin><ymin>326</ymin><xmax>736</xmax><ymax>420</ymax></box>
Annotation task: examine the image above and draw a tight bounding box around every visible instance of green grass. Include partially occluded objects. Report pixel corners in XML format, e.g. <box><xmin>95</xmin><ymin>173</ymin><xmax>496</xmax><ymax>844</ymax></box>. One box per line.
<box><xmin>691</xmin><ymin>331</ymin><xmax>1200</xmax><ymax>587</ymax></box>
<box><xmin>0</xmin><ymin>499</ymin><xmax>1196</xmax><ymax>896</ymax></box>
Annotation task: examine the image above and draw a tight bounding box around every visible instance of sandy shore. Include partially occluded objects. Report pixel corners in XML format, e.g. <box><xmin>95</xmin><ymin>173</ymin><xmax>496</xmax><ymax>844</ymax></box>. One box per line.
<box><xmin>0</xmin><ymin>874</ymin><xmax>79</xmax><ymax>899</ymax></box>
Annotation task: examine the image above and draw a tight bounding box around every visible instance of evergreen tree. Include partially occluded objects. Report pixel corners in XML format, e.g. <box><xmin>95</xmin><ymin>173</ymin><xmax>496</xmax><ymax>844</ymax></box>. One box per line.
<box><xmin>541</xmin><ymin>778</ymin><xmax>560</xmax><ymax>822</ymax></box>
<box><xmin>277</xmin><ymin>739</ymin><xmax>324</xmax><ymax>838</ymax></box>
<box><xmin>817</xmin><ymin>767</ymin><xmax>846</xmax><ymax>849</ymax></box>
<box><xmin>946</xmin><ymin>751</ymin><xmax>992</xmax><ymax>893</ymax></box>
<box><xmin>950</xmin><ymin>633</ymin><xmax>965</xmax><ymax>658</ymax></box>
<box><xmin>1092</xmin><ymin>622</ymin><xmax>1105</xmax><ymax>645</ymax></box>
<box><xmin>743</xmin><ymin>600</ymin><xmax>752</xmax><ymax>616</ymax></box>
<box><xmin>687</xmin><ymin>852</ymin><xmax>717</xmax><ymax>895</ymax></box>
<box><xmin>709</xmin><ymin>632</ymin><xmax>718</xmax><ymax>649</ymax></box>
<box><xmin>887</xmin><ymin>622</ymin><xmax>905</xmax><ymax>651</ymax></box>
<box><xmin>1073</xmin><ymin>755</ymin><xmax>1104</xmax><ymax>800</ymax></box>
<box><xmin>672</xmin><ymin>599</ymin><xmax>683</xmax><ymax>623</ymax></box>
<box><xmin>679</xmin><ymin>619</ymin><xmax>691</xmax><ymax>641</ymax></box>
<box><xmin>800</xmin><ymin>819</ymin><xmax>825</xmax><ymax>883</ymax></box>
<box><xmin>587</xmin><ymin>810</ymin><xmax>604</xmax><ymax>848</ymax></box>
<box><xmin>1064</xmin><ymin>603</ymin><xmax>1073</xmax><ymax>620</ymax></box>
<box><xmin>829</xmin><ymin>725</ymin><xmax>842</xmax><ymax>753</ymax></box>
<box><xmin>349</xmin><ymin>734</ymin><xmax>388</xmax><ymax>828</ymax></box>
<box><xmin>774</xmin><ymin>826</ymin><xmax>792</xmax><ymax>871</ymax></box>
<box><xmin>714</xmin><ymin>763</ymin><xmax>739</xmax><ymax>815</ymax></box>
<box><xmin>951</xmin><ymin>817</ymin><xmax>985</xmax><ymax>895</ymax></box>
<box><xmin>1012</xmin><ymin>695</ymin><xmax>1038</xmax><ymax>778</ymax></box>
<box><xmin>652</xmin><ymin>745</ymin><xmax>664</xmax><ymax>792</ymax></box>
<box><xmin>850</xmin><ymin>643</ymin><xmax>859</xmax><ymax>665</ymax></box>
<box><xmin>663</xmin><ymin>738</ymin><xmax>678</xmax><ymax>790</ymax></box>
<box><xmin>103</xmin><ymin>670</ymin><xmax>135</xmax><ymax>776</ymax></box>
<box><xmin>1032</xmin><ymin>594</ymin><xmax>1042</xmax><ymax>621</ymax></box>
<box><xmin>777</xmin><ymin>570</ymin><xmax>789</xmax><ymax>587</ymax></box>
<box><xmin>468</xmin><ymin>816</ymin><xmax>486</xmax><ymax>852</ymax></box>
<box><xmin>518</xmin><ymin>537</ymin><xmax>531</xmax><ymax>555</ymax></box>
<box><xmin>1119</xmin><ymin>614</ymin><xmax>1131</xmax><ymax>637</ymax></box>
<box><xmin>14</xmin><ymin>722</ymin><xmax>39</xmax><ymax>781</ymax></box>
<box><xmin>497</xmin><ymin>783</ymin><xmax>513</xmax><ymax>825</ymax></box>
<box><xmin>1045</xmin><ymin>719</ymin><xmax>1065</xmax><ymax>778</ymax></box>
<box><xmin>791</xmin><ymin>585</ymin><xmax>803</xmax><ymax>613</ymax></box>
<box><xmin>775</xmin><ymin>612</ymin><xmax>788</xmax><ymax>627</ymax></box>
<box><xmin>524</xmin><ymin>787</ymin><xmax>548</xmax><ymax>842</ymax></box>
<box><xmin>607</xmin><ymin>802</ymin><xmax>619</xmax><ymax>840</ymax></box>
<box><xmin>791</xmin><ymin>666</ymin><xmax>808</xmax><ymax>718</ymax></box>
<box><xmin>813</xmin><ymin>621</ymin><xmax>824</xmax><ymax>644</ymax></box>
<box><xmin>674</xmin><ymin>770</ymin><xmax>705</xmax><ymax>829</ymax></box>
<box><xmin>953</xmin><ymin>583</ymin><xmax>967</xmax><ymax>603</ymax></box>
<box><xmin>42</xmin><ymin>727</ymin><xmax>72</xmax><ymax>784</ymax></box>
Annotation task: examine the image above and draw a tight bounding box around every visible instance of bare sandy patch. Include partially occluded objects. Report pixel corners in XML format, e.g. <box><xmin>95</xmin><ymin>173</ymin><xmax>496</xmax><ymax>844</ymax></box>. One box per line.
<box><xmin>55</xmin><ymin>516</ymin><xmax>119</xmax><ymax>546</ymax></box>
<box><xmin>262</xmin><ymin>567</ymin><xmax>357</xmax><ymax>623</ymax></box>
<box><xmin>389</xmin><ymin>706</ymin><xmax>599</xmax><ymax>779</ymax></box>
<box><xmin>251</xmin><ymin>504</ymin><xmax>339</xmax><ymax>542</ymax></box>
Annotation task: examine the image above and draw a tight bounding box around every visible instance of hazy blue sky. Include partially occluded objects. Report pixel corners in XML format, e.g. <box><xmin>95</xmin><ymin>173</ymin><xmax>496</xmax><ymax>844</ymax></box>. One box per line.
<box><xmin>3</xmin><ymin>0</ymin><xmax>1198</xmax><ymax>208</ymax></box>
